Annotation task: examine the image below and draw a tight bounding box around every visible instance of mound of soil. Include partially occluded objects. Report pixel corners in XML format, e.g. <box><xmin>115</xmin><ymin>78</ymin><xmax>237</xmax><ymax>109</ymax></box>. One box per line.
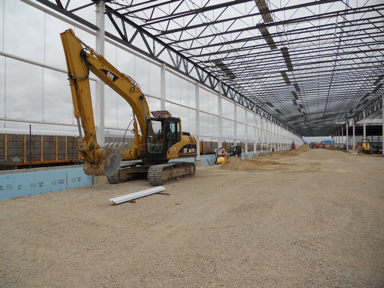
<box><xmin>326</xmin><ymin>145</ymin><xmax>339</xmax><ymax>151</ymax></box>
<box><xmin>297</xmin><ymin>148</ymin><xmax>350</xmax><ymax>161</ymax></box>
<box><xmin>219</xmin><ymin>157</ymin><xmax>262</xmax><ymax>171</ymax></box>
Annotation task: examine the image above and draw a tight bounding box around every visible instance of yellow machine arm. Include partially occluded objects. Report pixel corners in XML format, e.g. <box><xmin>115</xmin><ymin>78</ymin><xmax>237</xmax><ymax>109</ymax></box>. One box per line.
<box><xmin>60</xmin><ymin>29</ymin><xmax>151</xmax><ymax>176</ymax></box>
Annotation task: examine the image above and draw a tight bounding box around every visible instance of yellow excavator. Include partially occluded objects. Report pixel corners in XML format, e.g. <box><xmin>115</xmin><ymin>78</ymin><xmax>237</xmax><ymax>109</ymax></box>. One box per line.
<box><xmin>61</xmin><ymin>29</ymin><xmax>197</xmax><ymax>185</ymax></box>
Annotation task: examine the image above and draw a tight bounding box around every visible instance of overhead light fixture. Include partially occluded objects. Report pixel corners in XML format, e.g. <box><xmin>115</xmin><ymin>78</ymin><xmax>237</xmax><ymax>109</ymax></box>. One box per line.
<box><xmin>255</xmin><ymin>0</ymin><xmax>273</xmax><ymax>23</ymax></box>
<box><xmin>257</xmin><ymin>25</ymin><xmax>277</xmax><ymax>50</ymax></box>
<box><xmin>280</xmin><ymin>71</ymin><xmax>290</xmax><ymax>85</ymax></box>
<box><xmin>275</xmin><ymin>109</ymin><xmax>282</xmax><ymax>114</ymax></box>
<box><xmin>212</xmin><ymin>60</ymin><xmax>236</xmax><ymax>79</ymax></box>
<box><xmin>265</xmin><ymin>101</ymin><xmax>274</xmax><ymax>107</ymax></box>
<box><xmin>291</xmin><ymin>91</ymin><xmax>298</xmax><ymax>100</ymax></box>
<box><xmin>294</xmin><ymin>83</ymin><xmax>300</xmax><ymax>92</ymax></box>
<box><xmin>281</xmin><ymin>47</ymin><xmax>293</xmax><ymax>71</ymax></box>
<box><xmin>373</xmin><ymin>75</ymin><xmax>384</xmax><ymax>85</ymax></box>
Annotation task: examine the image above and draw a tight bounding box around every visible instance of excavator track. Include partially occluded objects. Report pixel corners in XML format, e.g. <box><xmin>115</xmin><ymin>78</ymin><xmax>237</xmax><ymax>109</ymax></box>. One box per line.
<box><xmin>147</xmin><ymin>162</ymin><xmax>195</xmax><ymax>186</ymax></box>
<box><xmin>106</xmin><ymin>169</ymin><xmax>121</xmax><ymax>184</ymax></box>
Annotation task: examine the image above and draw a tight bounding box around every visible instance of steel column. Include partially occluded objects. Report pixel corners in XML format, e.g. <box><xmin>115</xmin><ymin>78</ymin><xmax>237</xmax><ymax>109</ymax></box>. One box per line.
<box><xmin>195</xmin><ymin>82</ymin><xmax>200</xmax><ymax>160</ymax></box>
<box><xmin>95</xmin><ymin>1</ymin><xmax>105</xmax><ymax>146</ymax></box>
<box><xmin>161</xmin><ymin>63</ymin><xmax>166</xmax><ymax>110</ymax></box>
<box><xmin>352</xmin><ymin>121</ymin><xmax>355</xmax><ymax>151</ymax></box>
<box><xmin>218</xmin><ymin>81</ymin><xmax>223</xmax><ymax>148</ymax></box>
<box><xmin>363</xmin><ymin>110</ymin><xmax>366</xmax><ymax>138</ymax></box>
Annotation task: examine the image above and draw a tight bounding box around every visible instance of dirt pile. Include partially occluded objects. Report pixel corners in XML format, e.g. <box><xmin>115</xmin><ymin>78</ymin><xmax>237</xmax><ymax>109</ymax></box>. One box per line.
<box><xmin>279</xmin><ymin>144</ymin><xmax>312</xmax><ymax>157</ymax></box>
<box><xmin>219</xmin><ymin>156</ymin><xmax>262</xmax><ymax>171</ymax></box>
<box><xmin>297</xmin><ymin>148</ymin><xmax>350</xmax><ymax>161</ymax></box>
<box><xmin>326</xmin><ymin>145</ymin><xmax>339</xmax><ymax>151</ymax></box>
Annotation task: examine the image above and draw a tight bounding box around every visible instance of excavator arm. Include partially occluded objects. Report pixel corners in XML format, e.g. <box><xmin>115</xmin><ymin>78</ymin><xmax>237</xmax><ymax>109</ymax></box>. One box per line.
<box><xmin>60</xmin><ymin>29</ymin><xmax>151</xmax><ymax>176</ymax></box>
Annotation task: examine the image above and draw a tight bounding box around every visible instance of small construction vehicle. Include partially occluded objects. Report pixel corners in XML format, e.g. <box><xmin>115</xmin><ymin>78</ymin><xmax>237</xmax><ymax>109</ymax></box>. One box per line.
<box><xmin>359</xmin><ymin>138</ymin><xmax>372</xmax><ymax>154</ymax></box>
<box><xmin>320</xmin><ymin>142</ymin><xmax>327</xmax><ymax>148</ymax></box>
<box><xmin>228</xmin><ymin>145</ymin><xmax>242</xmax><ymax>157</ymax></box>
<box><xmin>290</xmin><ymin>141</ymin><xmax>296</xmax><ymax>151</ymax></box>
<box><xmin>61</xmin><ymin>29</ymin><xmax>197</xmax><ymax>185</ymax></box>
<box><xmin>215</xmin><ymin>147</ymin><xmax>228</xmax><ymax>164</ymax></box>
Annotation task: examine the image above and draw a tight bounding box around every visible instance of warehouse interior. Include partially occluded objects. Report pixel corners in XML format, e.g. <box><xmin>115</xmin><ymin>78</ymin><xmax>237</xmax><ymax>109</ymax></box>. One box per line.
<box><xmin>0</xmin><ymin>0</ymin><xmax>383</xmax><ymax>287</ymax></box>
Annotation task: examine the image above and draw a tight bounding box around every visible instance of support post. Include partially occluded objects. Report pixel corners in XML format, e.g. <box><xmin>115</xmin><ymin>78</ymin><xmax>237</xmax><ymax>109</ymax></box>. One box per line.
<box><xmin>245</xmin><ymin>110</ymin><xmax>248</xmax><ymax>158</ymax></box>
<box><xmin>346</xmin><ymin>122</ymin><xmax>349</xmax><ymax>151</ymax></box>
<box><xmin>160</xmin><ymin>63</ymin><xmax>166</xmax><ymax>110</ymax></box>
<box><xmin>352</xmin><ymin>120</ymin><xmax>355</xmax><ymax>151</ymax></box>
<box><xmin>253</xmin><ymin>112</ymin><xmax>257</xmax><ymax>154</ymax></box>
<box><xmin>95</xmin><ymin>1</ymin><xmax>105</xmax><ymax>146</ymax></box>
<box><xmin>234</xmin><ymin>103</ymin><xmax>237</xmax><ymax>145</ymax></box>
<box><xmin>195</xmin><ymin>82</ymin><xmax>200</xmax><ymax>160</ymax></box>
<box><xmin>363</xmin><ymin>109</ymin><xmax>366</xmax><ymax>139</ymax></box>
<box><xmin>218</xmin><ymin>81</ymin><xmax>222</xmax><ymax>148</ymax></box>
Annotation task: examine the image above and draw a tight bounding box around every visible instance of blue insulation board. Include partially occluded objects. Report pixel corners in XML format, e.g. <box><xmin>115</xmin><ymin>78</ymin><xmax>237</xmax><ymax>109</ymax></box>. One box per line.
<box><xmin>0</xmin><ymin>168</ymin><xmax>92</xmax><ymax>201</ymax></box>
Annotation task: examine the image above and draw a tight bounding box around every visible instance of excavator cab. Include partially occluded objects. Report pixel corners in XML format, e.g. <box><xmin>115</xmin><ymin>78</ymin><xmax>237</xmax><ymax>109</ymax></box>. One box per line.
<box><xmin>146</xmin><ymin>114</ymin><xmax>181</xmax><ymax>162</ymax></box>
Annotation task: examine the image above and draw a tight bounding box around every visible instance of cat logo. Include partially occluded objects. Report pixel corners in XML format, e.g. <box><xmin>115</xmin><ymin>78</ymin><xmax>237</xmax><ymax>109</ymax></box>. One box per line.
<box><xmin>100</xmin><ymin>69</ymin><xmax>119</xmax><ymax>82</ymax></box>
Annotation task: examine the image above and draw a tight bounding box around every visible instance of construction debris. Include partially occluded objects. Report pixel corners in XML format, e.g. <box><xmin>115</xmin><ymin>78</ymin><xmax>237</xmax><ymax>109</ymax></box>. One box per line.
<box><xmin>109</xmin><ymin>186</ymin><xmax>165</xmax><ymax>205</ymax></box>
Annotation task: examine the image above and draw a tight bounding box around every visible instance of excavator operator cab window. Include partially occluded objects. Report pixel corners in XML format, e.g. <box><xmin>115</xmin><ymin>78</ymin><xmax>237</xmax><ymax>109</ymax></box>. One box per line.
<box><xmin>146</xmin><ymin>119</ymin><xmax>164</xmax><ymax>154</ymax></box>
<box><xmin>165</xmin><ymin>118</ymin><xmax>180</xmax><ymax>150</ymax></box>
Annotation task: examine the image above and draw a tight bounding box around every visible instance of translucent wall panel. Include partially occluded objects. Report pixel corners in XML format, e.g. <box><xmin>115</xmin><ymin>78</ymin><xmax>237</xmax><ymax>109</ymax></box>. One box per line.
<box><xmin>148</xmin><ymin>63</ymin><xmax>160</xmax><ymax>98</ymax></box>
<box><xmin>5</xmin><ymin>59</ymin><xmax>42</xmax><ymax>120</ymax></box>
<box><xmin>222</xmin><ymin>119</ymin><xmax>234</xmax><ymax>139</ymax></box>
<box><xmin>104</xmin><ymin>87</ymin><xmax>119</xmax><ymax>128</ymax></box>
<box><xmin>200</xmin><ymin>112</ymin><xmax>218</xmax><ymax>137</ymax></box>
<box><xmin>42</xmin><ymin>68</ymin><xmax>73</xmax><ymax>124</ymax></box>
<box><xmin>116</xmin><ymin>46</ymin><xmax>135</xmax><ymax>81</ymax></box>
<box><xmin>180</xmin><ymin>76</ymin><xmax>189</xmax><ymax>107</ymax></box>
<box><xmin>222</xmin><ymin>99</ymin><xmax>234</xmax><ymax>120</ymax></box>
<box><xmin>0</xmin><ymin>0</ymin><xmax>4</xmax><ymax>52</ymax></box>
<box><xmin>0</xmin><ymin>56</ymin><xmax>4</xmax><ymax>118</ymax></box>
<box><xmin>135</xmin><ymin>56</ymin><xmax>150</xmax><ymax>94</ymax></box>
<box><xmin>200</xmin><ymin>88</ymin><xmax>218</xmax><ymax>115</ymax></box>
<box><xmin>4</xmin><ymin>1</ymin><xmax>44</xmax><ymax>63</ymax></box>
<box><xmin>247</xmin><ymin>125</ymin><xmax>254</xmax><ymax>141</ymax></box>
<box><xmin>146</xmin><ymin>97</ymin><xmax>161</xmax><ymax>113</ymax></box>
<box><xmin>186</xmin><ymin>81</ymin><xmax>196</xmax><ymax>109</ymax></box>
<box><xmin>166</xmin><ymin>72</ymin><xmax>180</xmax><ymax>103</ymax></box>
<box><xmin>247</xmin><ymin>111</ymin><xmax>254</xmax><ymax>126</ymax></box>
<box><xmin>116</xmin><ymin>89</ymin><xmax>134</xmax><ymax>130</ymax></box>
<box><xmin>237</xmin><ymin>123</ymin><xmax>245</xmax><ymax>140</ymax></box>
<box><xmin>180</xmin><ymin>107</ymin><xmax>196</xmax><ymax>136</ymax></box>
<box><xmin>45</xmin><ymin>14</ymin><xmax>74</xmax><ymax>70</ymax></box>
<box><xmin>237</xmin><ymin>106</ymin><xmax>246</xmax><ymax>124</ymax></box>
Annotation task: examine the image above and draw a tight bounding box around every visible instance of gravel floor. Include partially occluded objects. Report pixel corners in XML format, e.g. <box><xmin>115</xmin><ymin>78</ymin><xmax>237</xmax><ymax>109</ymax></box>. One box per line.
<box><xmin>1</xmin><ymin>148</ymin><xmax>383</xmax><ymax>287</ymax></box>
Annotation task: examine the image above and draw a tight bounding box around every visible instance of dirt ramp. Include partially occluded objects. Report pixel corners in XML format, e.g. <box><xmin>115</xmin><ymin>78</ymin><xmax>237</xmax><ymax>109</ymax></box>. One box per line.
<box><xmin>297</xmin><ymin>148</ymin><xmax>350</xmax><ymax>161</ymax></box>
<box><xmin>219</xmin><ymin>157</ymin><xmax>263</xmax><ymax>171</ymax></box>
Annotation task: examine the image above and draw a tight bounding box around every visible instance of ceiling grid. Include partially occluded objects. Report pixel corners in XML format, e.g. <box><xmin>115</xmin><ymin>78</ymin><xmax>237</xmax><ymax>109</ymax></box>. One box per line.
<box><xmin>34</xmin><ymin>0</ymin><xmax>384</xmax><ymax>136</ymax></box>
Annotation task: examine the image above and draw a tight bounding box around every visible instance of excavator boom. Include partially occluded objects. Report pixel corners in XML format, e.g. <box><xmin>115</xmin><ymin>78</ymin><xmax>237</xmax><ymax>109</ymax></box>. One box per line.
<box><xmin>61</xmin><ymin>29</ymin><xmax>150</xmax><ymax>176</ymax></box>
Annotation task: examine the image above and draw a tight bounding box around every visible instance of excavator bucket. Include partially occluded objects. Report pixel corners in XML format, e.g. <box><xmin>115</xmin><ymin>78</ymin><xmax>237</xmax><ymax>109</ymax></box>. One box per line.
<box><xmin>83</xmin><ymin>147</ymin><xmax>126</xmax><ymax>176</ymax></box>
